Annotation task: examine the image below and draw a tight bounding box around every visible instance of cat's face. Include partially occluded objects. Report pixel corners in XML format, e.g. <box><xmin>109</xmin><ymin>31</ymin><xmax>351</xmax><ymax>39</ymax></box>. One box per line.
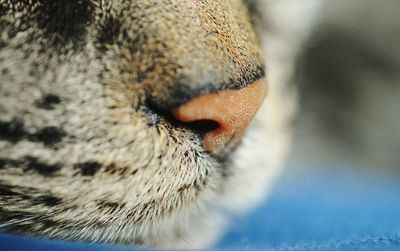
<box><xmin>0</xmin><ymin>0</ymin><xmax>290</xmax><ymax>248</ymax></box>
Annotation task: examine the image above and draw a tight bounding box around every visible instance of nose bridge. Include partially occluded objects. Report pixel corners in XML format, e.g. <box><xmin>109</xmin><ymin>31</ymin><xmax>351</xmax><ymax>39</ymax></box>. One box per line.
<box><xmin>147</xmin><ymin>3</ymin><xmax>239</xmax><ymax>81</ymax></box>
<box><xmin>140</xmin><ymin>0</ymin><xmax>265</xmax><ymax>109</ymax></box>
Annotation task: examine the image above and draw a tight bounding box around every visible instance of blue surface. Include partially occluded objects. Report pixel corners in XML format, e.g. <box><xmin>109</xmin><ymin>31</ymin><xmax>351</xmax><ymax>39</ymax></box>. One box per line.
<box><xmin>1</xmin><ymin>163</ymin><xmax>400</xmax><ymax>251</ymax></box>
<box><xmin>217</xmin><ymin>164</ymin><xmax>400</xmax><ymax>250</ymax></box>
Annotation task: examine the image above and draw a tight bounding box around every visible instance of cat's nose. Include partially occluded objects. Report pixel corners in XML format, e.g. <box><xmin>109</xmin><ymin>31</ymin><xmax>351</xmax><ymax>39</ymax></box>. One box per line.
<box><xmin>172</xmin><ymin>80</ymin><xmax>266</xmax><ymax>153</ymax></box>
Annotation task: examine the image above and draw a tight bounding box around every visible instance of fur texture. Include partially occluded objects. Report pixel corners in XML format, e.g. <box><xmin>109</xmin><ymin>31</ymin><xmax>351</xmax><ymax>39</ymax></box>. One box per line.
<box><xmin>0</xmin><ymin>0</ymin><xmax>291</xmax><ymax>248</ymax></box>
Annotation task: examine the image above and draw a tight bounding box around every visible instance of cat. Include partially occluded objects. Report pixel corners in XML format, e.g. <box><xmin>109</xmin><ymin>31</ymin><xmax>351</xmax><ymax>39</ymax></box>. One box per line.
<box><xmin>0</xmin><ymin>0</ymin><xmax>292</xmax><ymax>248</ymax></box>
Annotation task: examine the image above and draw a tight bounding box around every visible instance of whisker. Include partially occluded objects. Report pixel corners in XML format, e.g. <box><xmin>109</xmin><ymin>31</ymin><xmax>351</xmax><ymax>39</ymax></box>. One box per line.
<box><xmin>0</xmin><ymin>215</ymin><xmax>39</xmax><ymax>229</ymax></box>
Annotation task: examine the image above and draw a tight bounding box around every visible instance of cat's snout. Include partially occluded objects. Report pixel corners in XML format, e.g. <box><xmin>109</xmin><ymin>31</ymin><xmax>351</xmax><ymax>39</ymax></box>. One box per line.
<box><xmin>172</xmin><ymin>80</ymin><xmax>267</xmax><ymax>153</ymax></box>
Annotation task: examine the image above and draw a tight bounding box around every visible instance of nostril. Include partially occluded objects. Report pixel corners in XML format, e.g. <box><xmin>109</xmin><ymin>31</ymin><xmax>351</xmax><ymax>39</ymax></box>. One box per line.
<box><xmin>184</xmin><ymin>119</ymin><xmax>220</xmax><ymax>135</ymax></box>
<box><xmin>145</xmin><ymin>100</ymin><xmax>219</xmax><ymax>135</ymax></box>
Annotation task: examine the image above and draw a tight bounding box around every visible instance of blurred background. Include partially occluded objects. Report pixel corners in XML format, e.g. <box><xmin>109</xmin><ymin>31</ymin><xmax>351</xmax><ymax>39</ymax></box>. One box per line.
<box><xmin>262</xmin><ymin>0</ymin><xmax>400</xmax><ymax>172</ymax></box>
<box><xmin>292</xmin><ymin>0</ymin><xmax>400</xmax><ymax>173</ymax></box>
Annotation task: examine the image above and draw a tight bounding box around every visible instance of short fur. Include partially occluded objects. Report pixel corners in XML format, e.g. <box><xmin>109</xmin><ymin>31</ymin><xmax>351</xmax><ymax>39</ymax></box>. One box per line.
<box><xmin>0</xmin><ymin>0</ymin><xmax>291</xmax><ymax>248</ymax></box>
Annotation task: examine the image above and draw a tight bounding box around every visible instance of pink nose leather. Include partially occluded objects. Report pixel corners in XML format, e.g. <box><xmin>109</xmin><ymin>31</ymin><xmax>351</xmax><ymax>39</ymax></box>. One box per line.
<box><xmin>172</xmin><ymin>80</ymin><xmax>267</xmax><ymax>153</ymax></box>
